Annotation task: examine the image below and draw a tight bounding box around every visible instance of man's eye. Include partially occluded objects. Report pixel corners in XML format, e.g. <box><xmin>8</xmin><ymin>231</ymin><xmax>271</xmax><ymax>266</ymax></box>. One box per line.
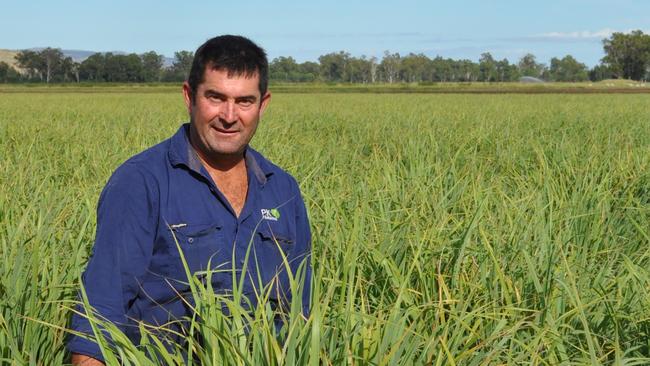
<box><xmin>238</xmin><ymin>100</ymin><xmax>253</xmax><ymax>107</ymax></box>
<box><xmin>206</xmin><ymin>94</ymin><xmax>224</xmax><ymax>102</ymax></box>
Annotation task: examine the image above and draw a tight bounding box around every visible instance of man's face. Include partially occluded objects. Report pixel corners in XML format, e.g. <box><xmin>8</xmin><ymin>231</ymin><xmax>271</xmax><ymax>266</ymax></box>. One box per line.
<box><xmin>183</xmin><ymin>68</ymin><xmax>270</xmax><ymax>164</ymax></box>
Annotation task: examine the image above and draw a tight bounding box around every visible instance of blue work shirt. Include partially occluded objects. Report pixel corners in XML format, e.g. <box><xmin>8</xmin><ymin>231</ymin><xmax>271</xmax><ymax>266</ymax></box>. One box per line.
<box><xmin>67</xmin><ymin>124</ymin><xmax>312</xmax><ymax>360</ymax></box>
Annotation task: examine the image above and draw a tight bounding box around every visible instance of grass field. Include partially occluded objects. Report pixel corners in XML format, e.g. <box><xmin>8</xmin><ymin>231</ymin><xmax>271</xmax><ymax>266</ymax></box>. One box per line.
<box><xmin>1</xmin><ymin>89</ymin><xmax>649</xmax><ymax>364</ymax></box>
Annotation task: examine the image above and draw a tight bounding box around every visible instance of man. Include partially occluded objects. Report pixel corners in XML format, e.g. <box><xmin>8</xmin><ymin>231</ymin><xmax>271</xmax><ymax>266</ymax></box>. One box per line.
<box><xmin>68</xmin><ymin>35</ymin><xmax>312</xmax><ymax>365</ymax></box>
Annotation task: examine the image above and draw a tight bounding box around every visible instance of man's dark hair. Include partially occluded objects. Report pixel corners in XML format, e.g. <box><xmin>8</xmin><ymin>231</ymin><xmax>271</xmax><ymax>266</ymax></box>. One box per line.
<box><xmin>187</xmin><ymin>35</ymin><xmax>268</xmax><ymax>102</ymax></box>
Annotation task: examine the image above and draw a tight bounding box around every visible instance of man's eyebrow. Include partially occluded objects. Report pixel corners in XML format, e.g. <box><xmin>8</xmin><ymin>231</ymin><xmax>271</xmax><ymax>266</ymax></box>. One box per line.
<box><xmin>203</xmin><ymin>90</ymin><xmax>226</xmax><ymax>99</ymax></box>
<box><xmin>235</xmin><ymin>95</ymin><xmax>258</xmax><ymax>103</ymax></box>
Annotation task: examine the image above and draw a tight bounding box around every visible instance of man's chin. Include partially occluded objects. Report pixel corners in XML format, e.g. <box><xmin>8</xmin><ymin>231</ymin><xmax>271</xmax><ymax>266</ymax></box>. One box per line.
<box><xmin>206</xmin><ymin>145</ymin><xmax>247</xmax><ymax>159</ymax></box>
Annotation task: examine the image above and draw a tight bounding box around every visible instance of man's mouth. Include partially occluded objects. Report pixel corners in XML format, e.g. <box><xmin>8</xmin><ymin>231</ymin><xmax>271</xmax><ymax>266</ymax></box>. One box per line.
<box><xmin>212</xmin><ymin>126</ymin><xmax>238</xmax><ymax>135</ymax></box>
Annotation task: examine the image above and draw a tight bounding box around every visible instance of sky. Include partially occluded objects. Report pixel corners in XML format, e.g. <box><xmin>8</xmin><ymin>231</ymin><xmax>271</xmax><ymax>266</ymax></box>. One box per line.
<box><xmin>1</xmin><ymin>0</ymin><xmax>649</xmax><ymax>67</ymax></box>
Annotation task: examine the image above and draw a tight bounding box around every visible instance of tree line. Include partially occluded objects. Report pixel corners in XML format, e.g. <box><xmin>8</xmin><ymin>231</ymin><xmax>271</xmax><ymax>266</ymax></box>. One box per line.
<box><xmin>1</xmin><ymin>30</ymin><xmax>649</xmax><ymax>84</ymax></box>
<box><xmin>0</xmin><ymin>49</ymin><xmax>194</xmax><ymax>83</ymax></box>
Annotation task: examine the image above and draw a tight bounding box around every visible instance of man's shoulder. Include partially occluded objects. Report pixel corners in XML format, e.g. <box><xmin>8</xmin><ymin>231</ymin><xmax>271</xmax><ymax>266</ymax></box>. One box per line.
<box><xmin>108</xmin><ymin>137</ymin><xmax>172</xmax><ymax>184</ymax></box>
<box><xmin>125</xmin><ymin>138</ymin><xmax>171</xmax><ymax>167</ymax></box>
<box><xmin>248</xmin><ymin>147</ymin><xmax>300</xmax><ymax>189</ymax></box>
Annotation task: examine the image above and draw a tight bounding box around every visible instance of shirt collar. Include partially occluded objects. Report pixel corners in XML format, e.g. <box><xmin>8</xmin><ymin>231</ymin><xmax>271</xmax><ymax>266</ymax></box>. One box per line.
<box><xmin>168</xmin><ymin>123</ymin><xmax>273</xmax><ymax>186</ymax></box>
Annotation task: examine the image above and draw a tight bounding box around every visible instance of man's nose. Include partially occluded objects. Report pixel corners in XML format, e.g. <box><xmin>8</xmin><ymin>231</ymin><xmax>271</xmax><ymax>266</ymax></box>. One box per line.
<box><xmin>220</xmin><ymin>101</ymin><xmax>237</xmax><ymax>123</ymax></box>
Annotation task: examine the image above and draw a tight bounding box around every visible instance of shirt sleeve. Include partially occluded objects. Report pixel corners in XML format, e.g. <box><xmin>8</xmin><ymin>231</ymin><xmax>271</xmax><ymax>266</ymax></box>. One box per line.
<box><xmin>291</xmin><ymin>178</ymin><xmax>312</xmax><ymax>318</ymax></box>
<box><xmin>67</xmin><ymin>163</ymin><xmax>158</xmax><ymax>359</ymax></box>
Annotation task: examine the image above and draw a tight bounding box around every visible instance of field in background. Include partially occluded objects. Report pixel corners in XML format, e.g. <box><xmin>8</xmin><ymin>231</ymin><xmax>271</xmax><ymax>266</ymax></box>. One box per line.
<box><xmin>1</xmin><ymin>90</ymin><xmax>649</xmax><ymax>364</ymax></box>
<box><xmin>0</xmin><ymin>79</ymin><xmax>649</xmax><ymax>95</ymax></box>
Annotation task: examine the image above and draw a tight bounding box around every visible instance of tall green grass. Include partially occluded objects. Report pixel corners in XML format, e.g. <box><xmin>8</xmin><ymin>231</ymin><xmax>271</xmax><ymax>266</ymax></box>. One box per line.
<box><xmin>0</xmin><ymin>92</ymin><xmax>649</xmax><ymax>364</ymax></box>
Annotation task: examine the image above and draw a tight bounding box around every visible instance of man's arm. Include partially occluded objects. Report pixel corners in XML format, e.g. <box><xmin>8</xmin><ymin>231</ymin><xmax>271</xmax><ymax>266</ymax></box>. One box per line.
<box><xmin>67</xmin><ymin>164</ymin><xmax>158</xmax><ymax>360</ymax></box>
<box><xmin>71</xmin><ymin>353</ymin><xmax>104</xmax><ymax>366</ymax></box>
<box><xmin>292</xmin><ymin>179</ymin><xmax>312</xmax><ymax>317</ymax></box>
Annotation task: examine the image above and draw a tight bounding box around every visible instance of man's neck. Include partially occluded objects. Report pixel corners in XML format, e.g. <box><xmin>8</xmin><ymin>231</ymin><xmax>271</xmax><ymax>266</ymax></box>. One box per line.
<box><xmin>198</xmin><ymin>151</ymin><xmax>246</xmax><ymax>174</ymax></box>
<box><xmin>189</xmin><ymin>142</ymin><xmax>249</xmax><ymax>217</ymax></box>
<box><xmin>206</xmin><ymin>159</ymin><xmax>249</xmax><ymax>217</ymax></box>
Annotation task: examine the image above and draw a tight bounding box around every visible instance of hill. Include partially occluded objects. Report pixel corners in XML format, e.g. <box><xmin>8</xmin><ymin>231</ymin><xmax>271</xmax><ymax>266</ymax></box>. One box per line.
<box><xmin>0</xmin><ymin>49</ymin><xmax>19</xmax><ymax>67</ymax></box>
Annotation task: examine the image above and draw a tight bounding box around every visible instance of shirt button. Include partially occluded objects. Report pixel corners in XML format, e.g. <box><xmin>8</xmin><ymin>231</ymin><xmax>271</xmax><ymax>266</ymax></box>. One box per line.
<box><xmin>188</xmin><ymin>238</ymin><xmax>194</xmax><ymax>244</ymax></box>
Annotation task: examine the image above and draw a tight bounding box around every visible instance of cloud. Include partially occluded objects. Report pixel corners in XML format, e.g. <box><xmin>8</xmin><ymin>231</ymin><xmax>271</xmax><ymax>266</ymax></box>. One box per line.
<box><xmin>533</xmin><ymin>28</ymin><xmax>650</xmax><ymax>41</ymax></box>
<box><xmin>538</xmin><ymin>28</ymin><xmax>616</xmax><ymax>40</ymax></box>
<box><xmin>259</xmin><ymin>32</ymin><xmax>424</xmax><ymax>40</ymax></box>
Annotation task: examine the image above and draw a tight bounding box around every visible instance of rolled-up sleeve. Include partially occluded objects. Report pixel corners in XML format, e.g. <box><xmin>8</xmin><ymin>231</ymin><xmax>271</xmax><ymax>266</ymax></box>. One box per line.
<box><xmin>67</xmin><ymin>163</ymin><xmax>158</xmax><ymax>359</ymax></box>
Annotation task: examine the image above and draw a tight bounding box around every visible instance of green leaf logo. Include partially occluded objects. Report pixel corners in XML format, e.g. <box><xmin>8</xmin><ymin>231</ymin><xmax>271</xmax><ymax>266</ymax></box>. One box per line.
<box><xmin>270</xmin><ymin>208</ymin><xmax>280</xmax><ymax>219</ymax></box>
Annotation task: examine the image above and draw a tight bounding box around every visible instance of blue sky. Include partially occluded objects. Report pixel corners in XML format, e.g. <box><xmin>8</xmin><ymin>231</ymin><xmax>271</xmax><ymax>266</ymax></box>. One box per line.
<box><xmin>2</xmin><ymin>0</ymin><xmax>649</xmax><ymax>66</ymax></box>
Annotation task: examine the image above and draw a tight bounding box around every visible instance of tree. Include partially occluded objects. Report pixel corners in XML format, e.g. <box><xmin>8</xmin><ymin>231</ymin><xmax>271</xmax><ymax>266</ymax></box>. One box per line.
<box><xmin>548</xmin><ymin>55</ymin><xmax>588</xmax><ymax>81</ymax></box>
<box><xmin>102</xmin><ymin>53</ymin><xmax>123</xmax><ymax>82</ymax></box>
<box><xmin>79</xmin><ymin>53</ymin><xmax>106</xmax><ymax>81</ymax></box>
<box><xmin>401</xmin><ymin>53</ymin><xmax>430</xmax><ymax>83</ymax></box>
<box><xmin>270</xmin><ymin>56</ymin><xmax>299</xmax><ymax>81</ymax></box>
<box><xmin>379</xmin><ymin>51</ymin><xmax>401</xmax><ymax>83</ymax></box>
<box><xmin>448</xmin><ymin>59</ymin><xmax>475</xmax><ymax>81</ymax></box>
<box><xmin>0</xmin><ymin>62</ymin><xmax>21</xmax><ymax>82</ymax></box>
<box><xmin>101</xmin><ymin>53</ymin><xmax>143</xmax><ymax>82</ymax></box>
<box><xmin>496</xmin><ymin>58</ymin><xmax>519</xmax><ymax>81</ymax></box>
<box><xmin>345</xmin><ymin>56</ymin><xmax>373</xmax><ymax>83</ymax></box>
<box><xmin>298</xmin><ymin>61</ymin><xmax>320</xmax><ymax>82</ymax></box>
<box><xmin>141</xmin><ymin>51</ymin><xmax>164</xmax><ymax>82</ymax></box>
<box><xmin>15</xmin><ymin>50</ymin><xmax>44</xmax><ymax>81</ymax></box>
<box><xmin>602</xmin><ymin>30</ymin><xmax>650</xmax><ymax>80</ymax></box>
<box><xmin>269</xmin><ymin>57</ymin><xmax>321</xmax><ymax>82</ymax></box>
<box><xmin>318</xmin><ymin>51</ymin><xmax>349</xmax><ymax>82</ymax></box>
<box><xmin>369</xmin><ymin>56</ymin><xmax>378</xmax><ymax>83</ymax></box>
<box><xmin>60</xmin><ymin>56</ymin><xmax>79</xmax><ymax>82</ymax></box>
<box><xmin>479</xmin><ymin>52</ymin><xmax>497</xmax><ymax>82</ymax></box>
<box><xmin>40</xmin><ymin>48</ymin><xmax>65</xmax><ymax>83</ymax></box>
<box><xmin>14</xmin><ymin>48</ymin><xmax>67</xmax><ymax>83</ymax></box>
<box><xmin>163</xmin><ymin>51</ymin><xmax>194</xmax><ymax>82</ymax></box>
<box><xmin>430</xmin><ymin>56</ymin><xmax>451</xmax><ymax>82</ymax></box>
<box><xmin>459</xmin><ymin>59</ymin><xmax>479</xmax><ymax>81</ymax></box>
<box><xmin>589</xmin><ymin>64</ymin><xmax>614</xmax><ymax>81</ymax></box>
<box><xmin>124</xmin><ymin>54</ymin><xmax>144</xmax><ymax>82</ymax></box>
<box><xmin>518</xmin><ymin>53</ymin><xmax>546</xmax><ymax>78</ymax></box>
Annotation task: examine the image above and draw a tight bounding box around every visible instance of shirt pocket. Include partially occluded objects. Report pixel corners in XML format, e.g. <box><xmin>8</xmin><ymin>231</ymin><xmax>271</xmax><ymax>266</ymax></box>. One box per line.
<box><xmin>255</xmin><ymin>228</ymin><xmax>295</xmax><ymax>298</ymax></box>
<box><xmin>168</xmin><ymin>222</ymin><xmax>227</xmax><ymax>276</ymax></box>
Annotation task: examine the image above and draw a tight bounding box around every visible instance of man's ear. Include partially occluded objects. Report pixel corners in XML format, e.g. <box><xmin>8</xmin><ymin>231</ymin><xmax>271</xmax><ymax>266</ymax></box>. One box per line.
<box><xmin>259</xmin><ymin>92</ymin><xmax>271</xmax><ymax>117</ymax></box>
<box><xmin>182</xmin><ymin>82</ymin><xmax>193</xmax><ymax>114</ymax></box>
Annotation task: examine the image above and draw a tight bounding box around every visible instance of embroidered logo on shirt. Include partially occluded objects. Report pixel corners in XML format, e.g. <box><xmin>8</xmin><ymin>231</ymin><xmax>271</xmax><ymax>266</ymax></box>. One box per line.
<box><xmin>261</xmin><ymin>208</ymin><xmax>281</xmax><ymax>221</ymax></box>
